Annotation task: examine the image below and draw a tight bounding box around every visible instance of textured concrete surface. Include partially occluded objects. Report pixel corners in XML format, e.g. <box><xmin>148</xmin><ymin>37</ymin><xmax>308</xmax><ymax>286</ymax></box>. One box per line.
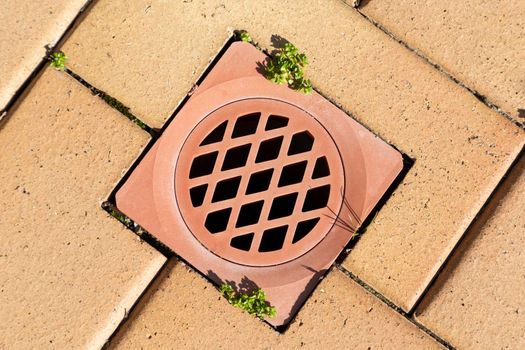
<box><xmin>0</xmin><ymin>68</ymin><xmax>166</xmax><ymax>349</ymax></box>
<box><xmin>109</xmin><ymin>261</ymin><xmax>443</xmax><ymax>349</ymax></box>
<box><xmin>416</xmin><ymin>153</ymin><xmax>525</xmax><ymax>349</ymax></box>
<box><xmin>0</xmin><ymin>0</ymin><xmax>88</xmax><ymax>111</ymax></box>
<box><xmin>358</xmin><ymin>0</ymin><xmax>525</xmax><ymax>124</ymax></box>
<box><xmin>61</xmin><ymin>0</ymin><xmax>525</xmax><ymax>312</ymax></box>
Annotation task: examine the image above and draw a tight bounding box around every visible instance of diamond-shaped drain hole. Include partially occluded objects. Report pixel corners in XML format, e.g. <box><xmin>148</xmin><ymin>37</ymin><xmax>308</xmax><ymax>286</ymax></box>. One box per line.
<box><xmin>189</xmin><ymin>151</ymin><xmax>218</xmax><ymax>178</ymax></box>
<box><xmin>287</xmin><ymin>131</ymin><xmax>313</xmax><ymax>155</ymax></box>
<box><xmin>255</xmin><ymin>136</ymin><xmax>283</xmax><ymax>163</ymax></box>
<box><xmin>236</xmin><ymin>200</ymin><xmax>264</xmax><ymax>228</ymax></box>
<box><xmin>268</xmin><ymin>193</ymin><xmax>298</xmax><ymax>220</ymax></box>
<box><xmin>246</xmin><ymin>169</ymin><xmax>273</xmax><ymax>194</ymax></box>
<box><xmin>278</xmin><ymin>160</ymin><xmax>307</xmax><ymax>187</ymax></box>
<box><xmin>222</xmin><ymin>144</ymin><xmax>251</xmax><ymax>171</ymax></box>
<box><xmin>205</xmin><ymin>207</ymin><xmax>232</xmax><ymax>233</ymax></box>
<box><xmin>232</xmin><ymin>113</ymin><xmax>260</xmax><ymax>138</ymax></box>
<box><xmin>259</xmin><ymin>225</ymin><xmax>288</xmax><ymax>252</ymax></box>
<box><xmin>212</xmin><ymin>176</ymin><xmax>241</xmax><ymax>203</ymax></box>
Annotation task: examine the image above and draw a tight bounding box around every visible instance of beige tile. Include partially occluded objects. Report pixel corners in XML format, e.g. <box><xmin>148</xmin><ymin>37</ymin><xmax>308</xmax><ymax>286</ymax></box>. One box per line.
<box><xmin>0</xmin><ymin>0</ymin><xmax>88</xmax><ymax>111</ymax></box>
<box><xmin>0</xmin><ymin>68</ymin><xmax>166</xmax><ymax>349</ymax></box>
<box><xmin>415</xmin><ymin>154</ymin><xmax>525</xmax><ymax>350</ymax></box>
<box><xmin>109</xmin><ymin>261</ymin><xmax>442</xmax><ymax>349</ymax></box>
<box><xmin>62</xmin><ymin>0</ymin><xmax>234</xmax><ymax>128</ymax></box>
<box><xmin>277</xmin><ymin>269</ymin><xmax>444</xmax><ymax>350</ymax></box>
<box><xmin>108</xmin><ymin>260</ymin><xmax>275</xmax><ymax>349</ymax></box>
<box><xmin>61</xmin><ymin>0</ymin><xmax>525</xmax><ymax>311</ymax></box>
<box><xmin>358</xmin><ymin>0</ymin><xmax>525</xmax><ymax>124</ymax></box>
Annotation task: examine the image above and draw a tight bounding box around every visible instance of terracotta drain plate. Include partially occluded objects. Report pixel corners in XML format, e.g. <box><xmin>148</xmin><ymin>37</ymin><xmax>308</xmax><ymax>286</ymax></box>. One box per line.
<box><xmin>115</xmin><ymin>41</ymin><xmax>403</xmax><ymax>326</ymax></box>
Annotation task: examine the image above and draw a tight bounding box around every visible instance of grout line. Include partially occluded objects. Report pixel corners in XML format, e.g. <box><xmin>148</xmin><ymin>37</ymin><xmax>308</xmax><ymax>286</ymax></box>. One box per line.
<box><xmin>339</xmin><ymin>0</ymin><xmax>523</xmax><ymax>130</ymax></box>
<box><xmin>335</xmin><ymin>264</ymin><xmax>456</xmax><ymax>350</ymax></box>
<box><xmin>408</xmin><ymin>145</ymin><xmax>525</xmax><ymax>313</ymax></box>
<box><xmin>335</xmin><ymin>264</ymin><xmax>407</xmax><ymax>315</ymax></box>
<box><xmin>100</xmin><ymin>257</ymin><xmax>170</xmax><ymax>350</ymax></box>
<box><xmin>0</xmin><ymin>0</ymin><xmax>97</xmax><ymax>118</ymax></box>
<box><xmin>101</xmin><ymin>202</ymin><xmax>174</xmax><ymax>258</ymax></box>
<box><xmin>65</xmin><ymin>68</ymin><xmax>156</xmax><ymax>136</ymax></box>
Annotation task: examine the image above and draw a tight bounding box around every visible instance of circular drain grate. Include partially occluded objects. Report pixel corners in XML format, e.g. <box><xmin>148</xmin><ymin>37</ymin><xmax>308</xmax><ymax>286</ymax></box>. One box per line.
<box><xmin>175</xmin><ymin>98</ymin><xmax>345</xmax><ymax>266</ymax></box>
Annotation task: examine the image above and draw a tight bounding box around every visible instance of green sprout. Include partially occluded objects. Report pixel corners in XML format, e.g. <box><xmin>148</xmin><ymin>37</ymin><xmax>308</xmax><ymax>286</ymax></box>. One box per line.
<box><xmin>49</xmin><ymin>51</ymin><xmax>67</xmax><ymax>70</ymax></box>
<box><xmin>219</xmin><ymin>283</ymin><xmax>277</xmax><ymax>319</ymax></box>
<box><xmin>265</xmin><ymin>42</ymin><xmax>313</xmax><ymax>94</ymax></box>
<box><xmin>238</xmin><ymin>30</ymin><xmax>252</xmax><ymax>43</ymax></box>
<box><xmin>109</xmin><ymin>209</ymin><xmax>133</xmax><ymax>228</ymax></box>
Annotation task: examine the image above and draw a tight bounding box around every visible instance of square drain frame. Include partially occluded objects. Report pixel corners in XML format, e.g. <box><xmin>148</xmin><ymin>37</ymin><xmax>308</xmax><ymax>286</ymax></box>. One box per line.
<box><xmin>113</xmin><ymin>39</ymin><xmax>404</xmax><ymax>327</ymax></box>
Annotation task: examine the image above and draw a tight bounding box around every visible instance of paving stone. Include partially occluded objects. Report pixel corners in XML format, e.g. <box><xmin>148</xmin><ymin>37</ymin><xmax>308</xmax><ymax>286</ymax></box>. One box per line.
<box><xmin>109</xmin><ymin>261</ymin><xmax>443</xmax><ymax>349</ymax></box>
<box><xmin>62</xmin><ymin>0</ymin><xmax>525</xmax><ymax>312</ymax></box>
<box><xmin>108</xmin><ymin>260</ymin><xmax>272</xmax><ymax>349</ymax></box>
<box><xmin>0</xmin><ymin>68</ymin><xmax>166</xmax><ymax>349</ymax></box>
<box><xmin>357</xmin><ymin>0</ymin><xmax>525</xmax><ymax>124</ymax></box>
<box><xmin>277</xmin><ymin>269</ymin><xmax>444</xmax><ymax>349</ymax></box>
<box><xmin>0</xmin><ymin>0</ymin><xmax>88</xmax><ymax>112</ymax></box>
<box><xmin>62</xmin><ymin>0</ymin><xmax>234</xmax><ymax>128</ymax></box>
<box><xmin>415</xmin><ymin>154</ymin><xmax>525</xmax><ymax>349</ymax></box>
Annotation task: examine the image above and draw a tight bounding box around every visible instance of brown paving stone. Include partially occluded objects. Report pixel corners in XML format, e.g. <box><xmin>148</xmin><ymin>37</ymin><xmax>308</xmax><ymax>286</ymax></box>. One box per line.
<box><xmin>415</xmin><ymin>154</ymin><xmax>525</xmax><ymax>350</ymax></box>
<box><xmin>357</xmin><ymin>0</ymin><xmax>525</xmax><ymax>124</ymax></box>
<box><xmin>109</xmin><ymin>261</ymin><xmax>443</xmax><ymax>349</ymax></box>
<box><xmin>0</xmin><ymin>68</ymin><xmax>166</xmax><ymax>349</ymax></box>
<box><xmin>0</xmin><ymin>0</ymin><xmax>88</xmax><ymax>111</ymax></box>
<box><xmin>62</xmin><ymin>0</ymin><xmax>525</xmax><ymax>312</ymax></box>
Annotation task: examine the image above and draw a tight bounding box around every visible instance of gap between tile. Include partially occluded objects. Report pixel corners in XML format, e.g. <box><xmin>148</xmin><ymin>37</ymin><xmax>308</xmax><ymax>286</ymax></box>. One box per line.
<box><xmin>0</xmin><ymin>0</ymin><xmax>97</xmax><ymax>117</ymax></box>
<box><xmin>339</xmin><ymin>0</ymin><xmax>524</xmax><ymax>130</ymax></box>
<box><xmin>409</xmin><ymin>145</ymin><xmax>525</xmax><ymax>313</ymax></box>
<box><xmin>64</xmin><ymin>68</ymin><xmax>155</xmax><ymax>135</ymax></box>
<box><xmin>336</xmin><ymin>264</ymin><xmax>456</xmax><ymax>350</ymax></box>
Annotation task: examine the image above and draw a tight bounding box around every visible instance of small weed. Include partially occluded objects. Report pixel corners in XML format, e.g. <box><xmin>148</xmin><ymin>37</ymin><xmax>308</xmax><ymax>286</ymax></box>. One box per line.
<box><xmin>49</xmin><ymin>51</ymin><xmax>67</xmax><ymax>70</ymax></box>
<box><xmin>219</xmin><ymin>283</ymin><xmax>277</xmax><ymax>319</ymax></box>
<box><xmin>265</xmin><ymin>43</ymin><xmax>313</xmax><ymax>94</ymax></box>
<box><xmin>238</xmin><ymin>30</ymin><xmax>252</xmax><ymax>43</ymax></box>
<box><xmin>109</xmin><ymin>209</ymin><xmax>133</xmax><ymax>228</ymax></box>
<box><xmin>351</xmin><ymin>229</ymin><xmax>361</xmax><ymax>240</ymax></box>
<box><xmin>99</xmin><ymin>94</ymin><xmax>148</xmax><ymax>130</ymax></box>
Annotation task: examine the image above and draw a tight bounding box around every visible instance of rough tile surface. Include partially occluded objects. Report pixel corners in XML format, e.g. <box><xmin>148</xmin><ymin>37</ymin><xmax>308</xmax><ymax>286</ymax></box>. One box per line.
<box><xmin>63</xmin><ymin>0</ymin><xmax>525</xmax><ymax>311</ymax></box>
<box><xmin>62</xmin><ymin>0</ymin><xmax>233</xmax><ymax>128</ymax></box>
<box><xmin>0</xmin><ymin>0</ymin><xmax>88</xmax><ymax>111</ymax></box>
<box><xmin>416</xmin><ymin>154</ymin><xmax>525</xmax><ymax>350</ymax></box>
<box><xmin>358</xmin><ymin>0</ymin><xmax>525</xmax><ymax>124</ymax></box>
<box><xmin>109</xmin><ymin>261</ymin><xmax>442</xmax><ymax>349</ymax></box>
<box><xmin>0</xmin><ymin>68</ymin><xmax>166</xmax><ymax>349</ymax></box>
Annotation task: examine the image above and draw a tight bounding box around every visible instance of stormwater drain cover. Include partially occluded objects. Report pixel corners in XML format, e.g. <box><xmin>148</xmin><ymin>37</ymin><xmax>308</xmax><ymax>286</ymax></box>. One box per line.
<box><xmin>176</xmin><ymin>98</ymin><xmax>344</xmax><ymax>266</ymax></box>
<box><xmin>115</xmin><ymin>41</ymin><xmax>403</xmax><ymax>327</ymax></box>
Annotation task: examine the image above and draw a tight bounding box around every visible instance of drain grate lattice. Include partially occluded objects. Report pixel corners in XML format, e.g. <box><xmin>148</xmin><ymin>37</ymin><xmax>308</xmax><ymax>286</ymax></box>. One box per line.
<box><xmin>175</xmin><ymin>98</ymin><xmax>345</xmax><ymax>266</ymax></box>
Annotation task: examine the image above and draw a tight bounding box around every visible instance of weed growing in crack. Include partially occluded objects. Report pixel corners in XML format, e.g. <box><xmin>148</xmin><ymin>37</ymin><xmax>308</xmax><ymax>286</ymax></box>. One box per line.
<box><xmin>219</xmin><ymin>283</ymin><xmax>277</xmax><ymax>319</ymax></box>
<box><xmin>109</xmin><ymin>208</ymin><xmax>134</xmax><ymax>228</ymax></box>
<box><xmin>238</xmin><ymin>30</ymin><xmax>252</xmax><ymax>43</ymax></box>
<box><xmin>64</xmin><ymin>69</ymin><xmax>150</xmax><ymax>132</ymax></box>
<box><xmin>99</xmin><ymin>94</ymin><xmax>148</xmax><ymax>130</ymax></box>
<box><xmin>265</xmin><ymin>43</ymin><xmax>313</xmax><ymax>94</ymax></box>
<box><xmin>49</xmin><ymin>52</ymin><xmax>67</xmax><ymax>70</ymax></box>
